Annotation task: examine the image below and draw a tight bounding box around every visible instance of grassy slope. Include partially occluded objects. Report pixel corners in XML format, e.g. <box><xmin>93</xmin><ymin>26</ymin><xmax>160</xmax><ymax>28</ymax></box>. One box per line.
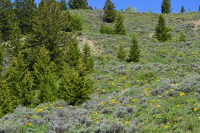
<box><xmin>0</xmin><ymin>10</ymin><xmax>200</xmax><ymax>133</ymax></box>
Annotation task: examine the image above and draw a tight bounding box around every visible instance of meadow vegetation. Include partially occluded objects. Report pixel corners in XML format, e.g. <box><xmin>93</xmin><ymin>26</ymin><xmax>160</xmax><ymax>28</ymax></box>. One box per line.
<box><xmin>0</xmin><ymin>0</ymin><xmax>200</xmax><ymax>132</ymax></box>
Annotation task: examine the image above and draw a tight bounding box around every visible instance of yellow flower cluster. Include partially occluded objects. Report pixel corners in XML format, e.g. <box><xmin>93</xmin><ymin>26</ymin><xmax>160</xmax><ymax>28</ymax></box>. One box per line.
<box><xmin>180</xmin><ymin>92</ymin><xmax>185</xmax><ymax>96</ymax></box>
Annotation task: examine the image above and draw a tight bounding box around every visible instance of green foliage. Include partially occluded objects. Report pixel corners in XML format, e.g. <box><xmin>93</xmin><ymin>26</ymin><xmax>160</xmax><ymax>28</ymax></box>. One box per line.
<box><xmin>181</xmin><ymin>6</ymin><xmax>185</xmax><ymax>13</ymax></box>
<box><xmin>60</xmin><ymin>62</ymin><xmax>93</xmax><ymax>105</ymax></box>
<box><xmin>199</xmin><ymin>5</ymin><xmax>200</xmax><ymax>11</ymax></box>
<box><xmin>0</xmin><ymin>46</ymin><xmax>3</xmax><ymax>74</ymax></box>
<box><xmin>125</xmin><ymin>6</ymin><xmax>134</xmax><ymax>12</ymax></box>
<box><xmin>9</xmin><ymin>23</ymin><xmax>22</xmax><ymax>57</ymax></box>
<box><xmin>0</xmin><ymin>81</ymin><xmax>16</xmax><ymax>118</ymax></box>
<box><xmin>14</xmin><ymin>0</ymin><xmax>36</xmax><ymax>34</ymax></box>
<box><xmin>103</xmin><ymin>0</ymin><xmax>117</xmax><ymax>23</ymax></box>
<box><xmin>117</xmin><ymin>44</ymin><xmax>126</xmax><ymax>60</ymax></box>
<box><xmin>127</xmin><ymin>34</ymin><xmax>140</xmax><ymax>62</ymax></box>
<box><xmin>66</xmin><ymin>12</ymin><xmax>83</xmax><ymax>32</ymax></box>
<box><xmin>33</xmin><ymin>46</ymin><xmax>58</xmax><ymax>103</ymax></box>
<box><xmin>59</xmin><ymin>0</ymin><xmax>67</xmax><ymax>10</ymax></box>
<box><xmin>154</xmin><ymin>15</ymin><xmax>172</xmax><ymax>42</ymax></box>
<box><xmin>179</xmin><ymin>32</ymin><xmax>186</xmax><ymax>42</ymax></box>
<box><xmin>82</xmin><ymin>43</ymin><xmax>94</xmax><ymax>72</ymax></box>
<box><xmin>161</xmin><ymin>0</ymin><xmax>171</xmax><ymax>13</ymax></box>
<box><xmin>64</xmin><ymin>38</ymin><xmax>82</xmax><ymax>68</ymax></box>
<box><xmin>115</xmin><ymin>13</ymin><xmax>126</xmax><ymax>35</ymax></box>
<box><xmin>0</xmin><ymin>0</ymin><xmax>14</xmax><ymax>41</ymax></box>
<box><xmin>100</xmin><ymin>24</ymin><xmax>114</xmax><ymax>34</ymax></box>
<box><xmin>68</xmin><ymin>0</ymin><xmax>88</xmax><ymax>9</ymax></box>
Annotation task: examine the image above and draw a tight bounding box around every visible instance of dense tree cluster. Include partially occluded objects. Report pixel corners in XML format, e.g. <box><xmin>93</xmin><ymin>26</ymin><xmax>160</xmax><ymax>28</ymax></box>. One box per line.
<box><xmin>0</xmin><ymin>0</ymin><xmax>93</xmax><ymax>117</ymax></box>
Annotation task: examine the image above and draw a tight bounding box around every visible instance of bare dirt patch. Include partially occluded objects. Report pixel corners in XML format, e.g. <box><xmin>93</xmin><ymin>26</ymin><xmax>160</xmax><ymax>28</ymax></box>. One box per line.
<box><xmin>190</xmin><ymin>19</ymin><xmax>200</xmax><ymax>30</ymax></box>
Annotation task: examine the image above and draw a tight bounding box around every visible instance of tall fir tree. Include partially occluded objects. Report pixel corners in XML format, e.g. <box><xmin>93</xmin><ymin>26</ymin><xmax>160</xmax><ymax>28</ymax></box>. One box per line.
<box><xmin>115</xmin><ymin>13</ymin><xmax>126</xmax><ymax>35</ymax></box>
<box><xmin>60</xmin><ymin>61</ymin><xmax>93</xmax><ymax>105</ymax></box>
<box><xmin>26</xmin><ymin>0</ymin><xmax>72</xmax><ymax>69</ymax></box>
<box><xmin>82</xmin><ymin>43</ymin><xmax>94</xmax><ymax>72</ymax></box>
<box><xmin>199</xmin><ymin>5</ymin><xmax>200</xmax><ymax>11</ymax></box>
<box><xmin>68</xmin><ymin>0</ymin><xmax>88</xmax><ymax>9</ymax></box>
<box><xmin>59</xmin><ymin>0</ymin><xmax>67</xmax><ymax>10</ymax></box>
<box><xmin>161</xmin><ymin>0</ymin><xmax>171</xmax><ymax>13</ymax></box>
<box><xmin>117</xmin><ymin>44</ymin><xmax>126</xmax><ymax>61</ymax></box>
<box><xmin>154</xmin><ymin>15</ymin><xmax>172</xmax><ymax>42</ymax></box>
<box><xmin>127</xmin><ymin>34</ymin><xmax>140</xmax><ymax>62</ymax></box>
<box><xmin>14</xmin><ymin>0</ymin><xmax>36</xmax><ymax>34</ymax></box>
<box><xmin>33</xmin><ymin>46</ymin><xmax>59</xmax><ymax>103</ymax></box>
<box><xmin>0</xmin><ymin>0</ymin><xmax>15</xmax><ymax>41</ymax></box>
<box><xmin>181</xmin><ymin>6</ymin><xmax>185</xmax><ymax>13</ymax></box>
<box><xmin>103</xmin><ymin>0</ymin><xmax>117</xmax><ymax>23</ymax></box>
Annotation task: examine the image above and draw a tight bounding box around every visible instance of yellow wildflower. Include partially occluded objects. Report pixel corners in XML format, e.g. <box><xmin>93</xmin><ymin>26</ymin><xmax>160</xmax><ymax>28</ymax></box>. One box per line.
<box><xmin>156</xmin><ymin>105</ymin><xmax>161</xmax><ymax>107</ymax></box>
<box><xmin>180</xmin><ymin>92</ymin><xmax>185</xmax><ymax>96</ymax></box>
<box><xmin>193</xmin><ymin>108</ymin><xmax>198</xmax><ymax>111</ymax></box>
<box><xmin>176</xmin><ymin>105</ymin><xmax>180</xmax><ymax>107</ymax></box>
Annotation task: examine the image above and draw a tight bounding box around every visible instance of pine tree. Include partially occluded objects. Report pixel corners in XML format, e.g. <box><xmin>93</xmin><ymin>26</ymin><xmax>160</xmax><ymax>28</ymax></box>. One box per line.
<box><xmin>26</xmin><ymin>0</ymin><xmax>72</xmax><ymax>69</ymax></box>
<box><xmin>181</xmin><ymin>6</ymin><xmax>185</xmax><ymax>13</ymax></box>
<box><xmin>14</xmin><ymin>0</ymin><xmax>36</xmax><ymax>34</ymax></box>
<box><xmin>117</xmin><ymin>44</ymin><xmax>126</xmax><ymax>60</ymax></box>
<box><xmin>0</xmin><ymin>81</ymin><xmax>16</xmax><ymax>118</ymax></box>
<box><xmin>161</xmin><ymin>0</ymin><xmax>171</xmax><ymax>13</ymax></box>
<box><xmin>103</xmin><ymin>0</ymin><xmax>117</xmax><ymax>23</ymax></box>
<box><xmin>64</xmin><ymin>38</ymin><xmax>82</xmax><ymax>68</ymax></box>
<box><xmin>68</xmin><ymin>0</ymin><xmax>88</xmax><ymax>9</ymax></box>
<box><xmin>60</xmin><ymin>0</ymin><xmax>67</xmax><ymax>10</ymax></box>
<box><xmin>33</xmin><ymin>46</ymin><xmax>59</xmax><ymax>103</ymax></box>
<box><xmin>127</xmin><ymin>34</ymin><xmax>140</xmax><ymax>62</ymax></box>
<box><xmin>199</xmin><ymin>5</ymin><xmax>200</xmax><ymax>11</ymax></box>
<box><xmin>60</xmin><ymin>61</ymin><xmax>93</xmax><ymax>105</ymax></box>
<box><xmin>82</xmin><ymin>43</ymin><xmax>94</xmax><ymax>72</ymax></box>
<box><xmin>154</xmin><ymin>15</ymin><xmax>172</xmax><ymax>42</ymax></box>
<box><xmin>0</xmin><ymin>0</ymin><xmax>15</xmax><ymax>41</ymax></box>
<box><xmin>9</xmin><ymin>23</ymin><xmax>22</xmax><ymax>57</ymax></box>
<box><xmin>115</xmin><ymin>13</ymin><xmax>126</xmax><ymax>35</ymax></box>
<box><xmin>66</xmin><ymin>12</ymin><xmax>83</xmax><ymax>32</ymax></box>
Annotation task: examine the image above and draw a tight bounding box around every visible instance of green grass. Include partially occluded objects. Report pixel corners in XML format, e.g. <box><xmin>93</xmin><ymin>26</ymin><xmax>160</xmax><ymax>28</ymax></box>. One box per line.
<box><xmin>0</xmin><ymin>10</ymin><xmax>200</xmax><ymax>132</ymax></box>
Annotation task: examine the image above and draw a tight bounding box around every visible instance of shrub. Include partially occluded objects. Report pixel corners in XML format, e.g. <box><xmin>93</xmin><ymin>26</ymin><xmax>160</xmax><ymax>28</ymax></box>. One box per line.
<box><xmin>117</xmin><ymin>44</ymin><xmax>126</xmax><ymax>60</ymax></box>
<box><xmin>100</xmin><ymin>24</ymin><xmax>114</xmax><ymax>34</ymax></box>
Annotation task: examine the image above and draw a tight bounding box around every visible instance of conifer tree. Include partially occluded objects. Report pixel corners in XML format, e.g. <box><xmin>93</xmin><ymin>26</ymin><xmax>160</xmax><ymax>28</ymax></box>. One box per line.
<box><xmin>14</xmin><ymin>0</ymin><xmax>36</xmax><ymax>34</ymax></box>
<box><xmin>60</xmin><ymin>61</ymin><xmax>93</xmax><ymax>105</ymax></box>
<box><xmin>117</xmin><ymin>44</ymin><xmax>126</xmax><ymax>60</ymax></box>
<box><xmin>0</xmin><ymin>46</ymin><xmax>3</xmax><ymax>74</ymax></box>
<box><xmin>60</xmin><ymin>0</ymin><xmax>67</xmax><ymax>10</ymax></box>
<box><xmin>199</xmin><ymin>5</ymin><xmax>200</xmax><ymax>11</ymax></box>
<box><xmin>26</xmin><ymin>0</ymin><xmax>72</xmax><ymax>69</ymax></box>
<box><xmin>0</xmin><ymin>81</ymin><xmax>16</xmax><ymax>118</ymax></box>
<box><xmin>0</xmin><ymin>0</ymin><xmax>15</xmax><ymax>41</ymax></box>
<box><xmin>68</xmin><ymin>0</ymin><xmax>88</xmax><ymax>9</ymax></box>
<box><xmin>64</xmin><ymin>38</ymin><xmax>82</xmax><ymax>68</ymax></box>
<box><xmin>127</xmin><ymin>34</ymin><xmax>140</xmax><ymax>62</ymax></box>
<box><xmin>100</xmin><ymin>23</ymin><xmax>114</xmax><ymax>34</ymax></box>
<box><xmin>9</xmin><ymin>23</ymin><xmax>22</xmax><ymax>57</ymax></box>
<box><xmin>115</xmin><ymin>13</ymin><xmax>126</xmax><ymax>35</ymax></box>
<box><xmin>103</xmin><ymin>0</ymin><xmax>117</xmax><ymax>23</ymax></box>
<box><xmin>33</xmin><ymin>46</ymin><xmax>59</xmax><ymax>103</ymax></box>
<box><xmin>66</xmin><ymin>12</ymin><xmax>83</xmax><ymax>32</ymax></box>
<box><xmin>161</xmin><ymin>0</ymin><xmax>171</xmax><ymax>13</ymax></box>
<box><xmin>82</xmin><ymin>43</ymin><xmax>94</xmax><ymax>72</ymax></box>
<box><xmin>154</xmin><ymin>15</ymin><xmax>172</xmax><ymax>42</ymax></box>
<box><xmin>181</xmin><ymin>6</ymin><xmax>185</xmax><ymax>13</ymax></box>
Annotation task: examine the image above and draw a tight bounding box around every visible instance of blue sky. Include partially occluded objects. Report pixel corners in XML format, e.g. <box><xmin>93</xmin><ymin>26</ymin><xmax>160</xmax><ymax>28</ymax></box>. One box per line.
<box><xmin>32</xmin><ymin>0</ymin><xmax>200</xmax><ymax>13</ymax></box>
<box><xmin>88</xmin><ymin>0</ymin><xmax>200</xmax><ymax>13</ymax></box>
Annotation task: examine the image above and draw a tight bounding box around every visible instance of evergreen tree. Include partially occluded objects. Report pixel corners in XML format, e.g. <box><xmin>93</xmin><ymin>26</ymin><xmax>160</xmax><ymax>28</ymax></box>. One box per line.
<box><xmin>60</xmin><ymin>61</ymin><xmax>93</xmax><ymax>105</ymax></box>
<box><xmin>33</xmin><ymin>46</ymin><xmax>59</xmax><ymax>103</ymax></box>
<box><xmin>181</xmin><ymin>6</ymin><xmax>185</xmax><ymax>13</ymax></box>
<box><xmin>0</xmin><ymin>81</ymin><xmax>16</xmax><ymax>118</ymax></box>
<box><xmin>0</xmin><ymin>0</ymin><xmax>14</xmax><ymax>41</ymax></box>
<box><xmin>68</xmin><ymin>0</ymin><xmax>88</xmax><ymax>9</ymax></box>
<box><xmin>82</xmin><ymin>43</ymin><xmax>94</xmax><ymax>72</ymax></box>
<box><xmin>161</xmin><ymin>0</ymin><xmax>171</xmax><ymax>13</ymax></box>
<box><xmin>179</xmin><ymin>32</ymin><xmax>186</xmax><ymax>42</ymax></box>
<box><xmin>26</xmin><ymin>0</ymin><xmax>72</xmax><ymax>69</ymax></box>
<box><xmin>199</xmin><ymin>5</ymin><xmax>200</xmax><ymax>11</ymax></box>
<box><xmin>14</xmin><ymin>0</ymin><xmax>36</xmax><ymax>34</ymax></box>
<box><xmin>9</xmin><ymin>23</ymin><xmax>22</xmax><ymax>57</ymax></box>
<box><xmin>103</xmin><ymin>0</ymin><xmax>117</xmax><ymax>23</ymax></box>
<box><xmin>2</xmin><ymin>53</ymin><xmax>34</xmax><ymax>106</ymax></box>
<box><xmin>100</xmin><ymin>23</ymin><xmax>114</xmax><ymax>34</ymax></box>
<box><xmin>66</xmin><ymin>12</ymin><xmax>83</xmax><ymax>32</ymax></box>
<box><xmin>154</xmin><ymin>15</ymin><xmax>172</xmax><ymax>42</ymax></box>
<box><xmin>115</xmin><ymin>13</ymin><xmax>126</xmax><ymax>35</ymax></box>
<box><xmin>0</xmin><ymin>46</ymin><xmax>3</xmax><ymax>74</ymax></box>
<box><xmin>64</xmin><ymin>38</ymin><xmax>82</xmax><ymax>68</ymax></box>
<box><xmin>117</xmin><ymin>44</ymin><xmax>126</xmax><ymax>60</ymax></box>
<box><xmin>127</xmin><ymin>34</ymin><xmax>140</xmax><ymax>62</ymax></box>
<box><xmin>59</xmin><ymin>0</ymin><xmax>67</xmax><ymax>10</ymax></box>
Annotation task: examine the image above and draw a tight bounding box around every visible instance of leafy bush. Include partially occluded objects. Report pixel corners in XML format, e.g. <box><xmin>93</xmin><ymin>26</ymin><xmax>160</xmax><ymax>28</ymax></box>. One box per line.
<box><xmin>100</xmin><ymin>24</ymin><xmax>114</xmax><ymax>34</ymax></box>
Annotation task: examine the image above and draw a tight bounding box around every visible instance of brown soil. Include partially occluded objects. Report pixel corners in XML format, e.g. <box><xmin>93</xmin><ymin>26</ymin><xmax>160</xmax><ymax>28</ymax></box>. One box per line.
<box><xmin>190</xmin><ymin>19</ymin><xmax>200</xmax><ymax>30</ymax></box>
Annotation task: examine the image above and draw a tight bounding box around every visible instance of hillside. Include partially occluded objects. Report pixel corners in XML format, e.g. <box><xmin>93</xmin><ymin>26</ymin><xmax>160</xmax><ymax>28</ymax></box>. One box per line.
<box><xmin>0</xmin><ymin>10</ymin><xmax>200</xmax><ymax>133</ymax></box>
